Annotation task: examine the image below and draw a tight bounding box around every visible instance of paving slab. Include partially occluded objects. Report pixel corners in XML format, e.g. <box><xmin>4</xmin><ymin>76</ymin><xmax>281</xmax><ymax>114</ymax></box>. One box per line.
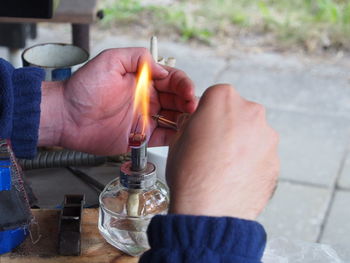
<box><xmin>258</xmin><ymin>182</ymin><xmax>330</xmax><ymax>242</ymax></box>
<box><xmin>2</xmin><ymin>24</ymin><xmax>350</xmax><ymax>256</ymax></box>
<box><xmin>217</xmin><ymin>52</ymin><xmax>350</xmax><ymax>117</ymax></box>
<box><xmin>320</xmin><ymin>190</ymin><xmax>350</xmax><ymax>261</ymax></box>
<box><xmin>158</xmin><ymin>42</ymin><xmax>226</xmax><ymax>96</ymax></box>
<box><xmin>337</xmin><ymin>152</ymin><xmax>350</xmax><ymax>190</ymax></box>
<box><xmin>267</xmin><ymin>109</ymin><xmax>350</xmax><ymax>186</ymax></box>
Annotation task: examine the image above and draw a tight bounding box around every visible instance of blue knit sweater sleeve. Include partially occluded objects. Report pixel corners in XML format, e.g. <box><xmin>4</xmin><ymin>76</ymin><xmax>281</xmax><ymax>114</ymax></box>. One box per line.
<box><xmin>0</xmin><ymin>58</ymin><xmax>45</xmax><ymax>158</ymax></box>
<box><xmin>140</xmin><ymin>215</ymin><xmax>266</xmax><ymax>263</ymax></box>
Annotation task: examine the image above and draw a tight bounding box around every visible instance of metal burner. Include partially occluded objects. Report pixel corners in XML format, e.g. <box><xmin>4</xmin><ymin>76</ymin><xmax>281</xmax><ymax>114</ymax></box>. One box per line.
<box><xmin>129</xmin><ymin>133</ymin><xmax>147</xmax><ymax>172</ymax></box>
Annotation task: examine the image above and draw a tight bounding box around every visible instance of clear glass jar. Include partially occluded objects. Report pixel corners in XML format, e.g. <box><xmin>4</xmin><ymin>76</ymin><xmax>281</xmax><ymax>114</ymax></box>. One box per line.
<box><xmin>98</xmin><ymin>162</ymin><xmax>169</xmax><ymax>256</ymax></box>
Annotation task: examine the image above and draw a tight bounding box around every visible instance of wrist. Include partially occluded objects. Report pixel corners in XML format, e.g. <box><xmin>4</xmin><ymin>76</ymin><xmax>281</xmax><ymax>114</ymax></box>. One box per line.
<box><xmin>169</xmin><ymin>193</ymin><xmax>218</xmax><ymax>216</ymax></box>
<box><xmin>38</xmin><ymin>81</ymin><xmax>65</xmax><ymax>147</ymax></box>
<box><xmin>169</xmin><ymin>193</ymin><xmax>257</xmax><ymax>220</ymax></box>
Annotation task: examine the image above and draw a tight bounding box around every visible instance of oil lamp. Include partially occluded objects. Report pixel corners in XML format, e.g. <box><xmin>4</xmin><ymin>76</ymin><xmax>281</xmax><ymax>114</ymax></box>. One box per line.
<box><xmin>98</xmin><ymin>62</ymin><xmax>169</xmax><ymax>256</ymax></box>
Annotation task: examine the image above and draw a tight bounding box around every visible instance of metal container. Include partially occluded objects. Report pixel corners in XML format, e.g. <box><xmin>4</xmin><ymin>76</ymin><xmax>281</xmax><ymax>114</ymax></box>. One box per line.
<box><xmin>98</xmin><ymin>161</ymin><xmax>169</xmax><ymax>256</ymax></box>
<box><xmin>22</xmin><ymin>43</ymin><xmax>89</xmax><ymax>81</ymax></box>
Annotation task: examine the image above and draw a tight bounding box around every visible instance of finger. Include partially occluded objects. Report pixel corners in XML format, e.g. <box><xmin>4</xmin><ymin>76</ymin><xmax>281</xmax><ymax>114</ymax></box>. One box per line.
<box><xmin>154</xmin><ymin>66</ymin><xmax>195</xmax><ymax>100</ymax></box>
<box><xmin>158</xmin><ymin>93</ymin><xmax>196</xmax><ymax>112</ymax></box>
<box><xmin>148</xmin><ymin>127</ymin><xmax>177</xmax><ymax>147</ymax></box>
<box><xmin>176</xmin><ymin>113</ymin><xmax>191</xmax><ymax>131</ymax></box>
<box><xmin>149</xmin><ymin>111</ymin><xmax>192</xmax><ymax>147</ymax></box>
<box><xmin>152</xmin><ymin>111</ymin><xmax>192</xmax><ymax>132</ymax></box>
<box><xmin>156</xmin><ymin>109</ymin><xmax>182</xmax><ymax>120</ymax></box>
<box><xmin>150</xmin><ymin>61</ymin><xmax>170</xmax><ymax>80</ymax></box>
<box><xmin>186</xmin><ymin>99</ymin><xmax>197</xmax><ymax>113</ymax></box>
<box><xmin>151</xmin><ymin>110</ymin><xmax>181</xmax><ymax>130</ymax></box>
<box><xmin>194</xmin><ymin>84</ymin><xmax>241</xmax><ymax>117</ymax></box>
<box><xmin>134</xmin><ymin>50</ymin><xmax>169</xmax><ymax>79</ymax></box>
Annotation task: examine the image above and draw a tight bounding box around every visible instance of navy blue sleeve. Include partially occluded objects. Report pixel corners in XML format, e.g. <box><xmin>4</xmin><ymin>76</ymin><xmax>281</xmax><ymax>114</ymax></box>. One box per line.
<box><xmin>140</xmin><ymin>215</ymin><xmax>266</xmax><ymax>263</ymax></box>
<box><xmin>0</xmin><ymin>59</ymin><xmax>45</xmax><ymax>159</ymax></box>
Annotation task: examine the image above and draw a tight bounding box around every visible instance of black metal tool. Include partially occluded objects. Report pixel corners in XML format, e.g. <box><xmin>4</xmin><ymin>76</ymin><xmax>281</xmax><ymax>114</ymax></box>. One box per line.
<box><xmin>66</xmin><ymin>166</ymin><xmax>105</xmax><ymax>193</ymax></box>
<box><xmin>58</xmin><ymin>194</ymin><xmax>85</xmax><ymax>256</ymax></box>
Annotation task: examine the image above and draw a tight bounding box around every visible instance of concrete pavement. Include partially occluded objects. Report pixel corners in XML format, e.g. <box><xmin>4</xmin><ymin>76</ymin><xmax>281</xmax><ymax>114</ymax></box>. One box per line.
<box><xmin>1</xmin><ymin>23</ymin><xmax>349</xmax><ymax>260</ymax></box>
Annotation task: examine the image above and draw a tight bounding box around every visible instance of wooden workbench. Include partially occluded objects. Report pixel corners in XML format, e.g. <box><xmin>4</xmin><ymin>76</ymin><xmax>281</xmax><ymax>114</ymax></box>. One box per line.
<box><xmin>0</xmin><ymin>209</ymin><xmax>138</xmax><ymax>263</ymax></box>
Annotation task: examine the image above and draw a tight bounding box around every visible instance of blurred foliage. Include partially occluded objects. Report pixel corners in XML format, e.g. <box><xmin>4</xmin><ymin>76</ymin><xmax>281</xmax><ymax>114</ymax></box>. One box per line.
<box><xmin>101</xmin><ymin>0</ymin><xmax>350</xmax><ymax>51</ymax></box>
<box><xmin>103</xmin><ymin>0</ymin><xmax>144</xmax><ymax>21</ymax></box>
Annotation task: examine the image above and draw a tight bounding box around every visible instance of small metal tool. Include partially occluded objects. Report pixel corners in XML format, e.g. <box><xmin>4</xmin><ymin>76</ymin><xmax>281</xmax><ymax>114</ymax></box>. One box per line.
<box><xmin>152</xmin><ymin>115</ymin><xmax>178</xmax><ymax>131</ymax></box>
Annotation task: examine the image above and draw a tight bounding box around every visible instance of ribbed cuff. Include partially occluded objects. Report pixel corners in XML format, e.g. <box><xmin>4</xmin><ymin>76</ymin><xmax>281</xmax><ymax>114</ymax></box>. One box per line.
<box><xmin>0</xmin><ymin>59</ymin><xmax>15</xmax><ymax>139</ymax></box>
<box><xmin>11</xmin><ymin>67</ymin><xmax>45</xmax><ymax>159</ymax></box>
<box><xmin>141</xmin><ymin>214</ymin><xmax>266</xmax><ymax>263</ymax></box>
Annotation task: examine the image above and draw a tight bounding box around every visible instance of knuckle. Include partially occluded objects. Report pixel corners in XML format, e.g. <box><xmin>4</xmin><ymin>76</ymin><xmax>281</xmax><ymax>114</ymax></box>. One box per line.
<box><xmin>98</xmin><ymin>48</ymin><xmax>118</xmax><ymax>61</ymax></box>
<box><xmin>170</xmin><ymin>69</ymin><xmax>189</xmax><ymax>89</ymax></box>
<box><xmin>244</xmin><ymin>102</ymin><xmax>267</xmax><ymax>122</ymax></box>
<box><xmin>251</xmin><ymin>103</ymin><xmax>266</xmax><ymax>117</ymax></box>
<box><xmin>173</xmin><ymin>68</ymin><xmax>186</xmax><ymax>79</ymax></box>
<box><xmin>202</xmin><ymin>84</ymin><xmax>238</xmax><ymax>102</ymax></box>
<box><xmin>137</xmin><ymin>47</ymin><xmax>149</xmax><ymax>55</ymax></box>
<box><xmin>132</xmin><ymin>47</ymin><xmax>152</xmax><ymax>61</ymax></box>
<box><xmin>100</xmin><ymin>48</ymin><xmax>113</xmax><ymax>56</ymax></box>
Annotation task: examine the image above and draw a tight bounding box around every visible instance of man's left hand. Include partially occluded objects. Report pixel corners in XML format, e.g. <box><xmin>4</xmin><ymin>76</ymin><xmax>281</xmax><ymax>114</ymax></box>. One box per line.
<box><xmin>39</xmin><ymin>47</ymin><xmax>196</xmax><ymax>155</ymax></box>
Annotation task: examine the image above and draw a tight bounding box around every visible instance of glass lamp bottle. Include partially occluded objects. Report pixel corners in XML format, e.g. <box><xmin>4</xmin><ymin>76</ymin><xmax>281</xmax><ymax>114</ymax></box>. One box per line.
<box><xmin>98</xmin><ymin>160</ymin><xmax>169</xmax><ymax>256</ymax></box>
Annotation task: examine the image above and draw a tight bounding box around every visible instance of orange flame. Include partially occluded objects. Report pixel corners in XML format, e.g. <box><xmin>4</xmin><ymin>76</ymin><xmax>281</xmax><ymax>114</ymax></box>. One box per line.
<box><xmin>133</xmin><ymin>61</ymin><xmax>151</xmax><ymax>135</ymax></box>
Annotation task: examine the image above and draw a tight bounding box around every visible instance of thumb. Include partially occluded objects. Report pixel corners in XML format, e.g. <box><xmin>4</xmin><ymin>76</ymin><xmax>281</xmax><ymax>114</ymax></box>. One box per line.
<box><xmin>151</xmin><ymin>61</ymin><xmax>169</xmax><ymax>79</ymax></box>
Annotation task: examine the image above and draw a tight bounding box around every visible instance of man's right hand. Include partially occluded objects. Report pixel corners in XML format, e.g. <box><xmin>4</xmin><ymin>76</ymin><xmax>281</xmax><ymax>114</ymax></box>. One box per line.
<box><xmin>166</xmin><ymin>84</ymin><xmax>279</xmax><ymax>220</ymax></box>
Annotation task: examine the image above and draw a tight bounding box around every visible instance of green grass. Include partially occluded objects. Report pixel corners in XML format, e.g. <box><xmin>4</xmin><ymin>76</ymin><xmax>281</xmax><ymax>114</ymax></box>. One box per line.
<box><xmin>100</xmin><ymin>0</ymin><xmax>350</xmax><ymax>52</ymax></box>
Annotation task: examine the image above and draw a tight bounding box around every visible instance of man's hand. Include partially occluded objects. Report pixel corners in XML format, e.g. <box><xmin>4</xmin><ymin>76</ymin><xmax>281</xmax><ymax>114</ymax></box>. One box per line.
<box><xmin>167</xmin><ymin>84</ymin><xmax>279</xmax><ymax>220</ymax></box>
<box><xmin>39</xmin><ymin>48</ymin><xmax>196</xmax><ymax>154</ymax></box>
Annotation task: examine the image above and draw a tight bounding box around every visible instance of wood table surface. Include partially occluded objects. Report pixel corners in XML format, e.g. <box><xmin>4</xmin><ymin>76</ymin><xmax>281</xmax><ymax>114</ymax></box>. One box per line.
<box><xmin>0</xmin><ymin>209</ymin><xmax>138</xmax><ymax>263</ymax></box>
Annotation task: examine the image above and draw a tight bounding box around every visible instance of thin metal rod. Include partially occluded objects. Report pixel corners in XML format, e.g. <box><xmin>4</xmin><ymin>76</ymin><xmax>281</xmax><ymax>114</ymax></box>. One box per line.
<box><xmin>133</xmin><ymin>115</ymin><xmax>141</xmax><ymax>134</ymax></box>
<box><xmin>152</xmin><ymin>115</ymin><xmax>178</xmax><ymax>130</ymax></box>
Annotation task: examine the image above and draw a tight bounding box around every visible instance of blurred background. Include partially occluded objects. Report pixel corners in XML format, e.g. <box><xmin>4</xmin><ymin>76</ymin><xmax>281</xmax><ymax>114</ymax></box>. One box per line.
<box><xmin>1</xmin><ymin>0</ymin><xmax>350</xmax><ymax>261</ymax></box>
<box><xmin>102</xmin><ymin>0</ymin><xmax>350</xmax><ymax>52</ymax></box>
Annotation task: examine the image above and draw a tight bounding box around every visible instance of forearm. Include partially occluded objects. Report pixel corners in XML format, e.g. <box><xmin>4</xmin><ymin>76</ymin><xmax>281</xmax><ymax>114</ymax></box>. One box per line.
<box><xmin>38</xmin><ymin>81</ymin><xmax>65</xmax><ymax>147</ymax></box>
